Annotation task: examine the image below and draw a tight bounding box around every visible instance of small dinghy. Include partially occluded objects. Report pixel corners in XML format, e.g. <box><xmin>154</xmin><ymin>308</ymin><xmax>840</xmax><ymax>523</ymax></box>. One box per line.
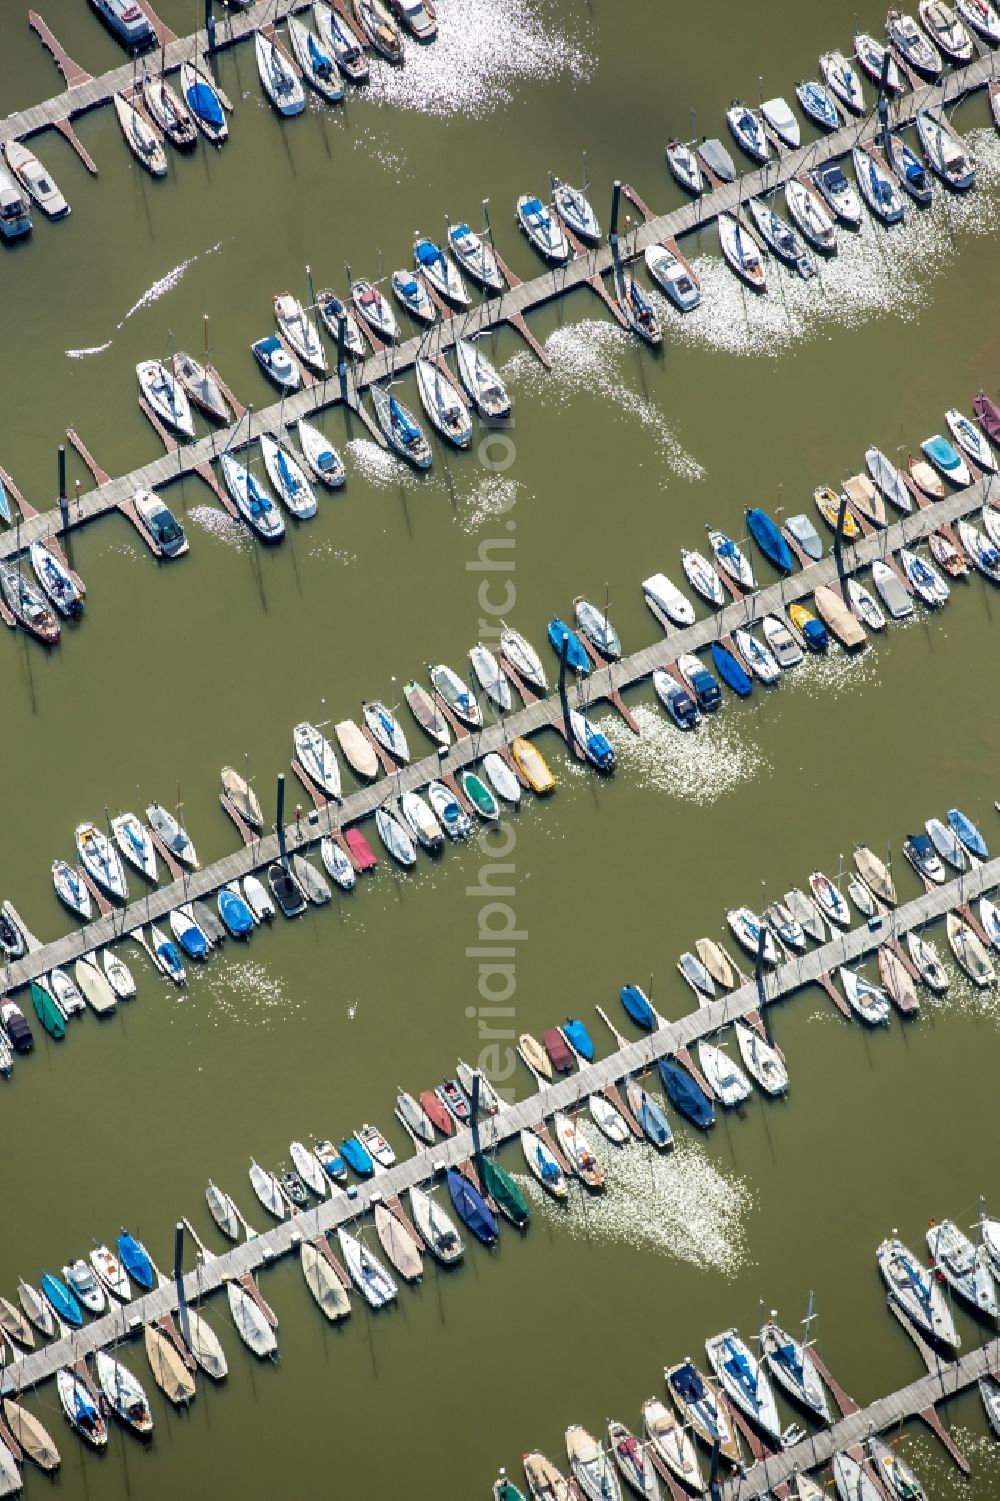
<box><xmin>763</xmin><ymin>613</ymin><xmax>804</xmax><ymax>666</ymax></box>
<box><xmin>293</xmin><ymin>721</ymin><xmax>341</xmax><ymax>798</ymax></box>
<box><xmin>274</xmin><ymin>292</ymin><xmax>326</xmax><ymax>375</ymax></box>
<box><xmin>287</xmin><ymin>14</ymin><xmax>344</xmax><ymax>103</ymax></box>
<box><xmin>172</xmin><ymin>351</ymin><xmax>229</xmax><ymax>423</ymax></box>
<box><xmin>252</xmin><ymin>334</ymin><xmax>300</xmax><ymax>392</ymax></box>
<box><xmin>147</xmin><ymin>801</ymin><xmax>197</xmax><ymax>867</ymax></box>
<box><xmin>447</xmin><ymin>222</ymin><xmax>504</xmax><ymax>290</ymax></box>
<box><xmin>551</xmin><ymin>177</ymin><xmax>600</xmax><ymax>243</ymax></box>
<box><xmin>454</xmin><ymin>337</ymin><xmax>511</xmax><ymax>419</ymax></box>
<box><xmin>255</xmin><ymin>29</ymin><xmax>305</xmax><ymax>116</ymax></box>
<box><xmin>948</xmin><ymin>912</ymin><xmax>994</xmax><ymax>986</ymax></box>
<box><xmin>57</xmin><ymin>1368</ymin><xmax>107</xmax><ymax>1447</ymax></box>
<box><xmin>813</xmin><ymin>162</ymin><xmax>863</xmax><ymax>226</ymax></box>
<box><xmin>853</xmin><ymin>146</ymin><xmax>905</xmax><ymax>224</ymax></box>
<box><xmin>681</xmin><ymin>548</ymin><xmax>725</xmax><ymax>606</ymax></box>
<box><xmin>517</xmin><ymin>194</ymin><xmax>570</xmax><ymax>262</ymax></box>
<box><xmin>375</xmin><ymin>804</ymin><xmax>417</xmax><ymax>866</ymax></box>
<box><xmin>665</xmin><ymin>1360</ymin><xmax>741</xmax><ymax>1464</ymax></box>
<box><xmin>705</xmin><ymin>1329</ymin><xmax>781</xmax><ymax>1443</ymax></box>
<box><xmin>665</xmin><ymin>138</ymin><xmax>703</xmax><ymax>194</ymax></box>
<box><xmin>761</xmin><ymin>96</ymin><xmax>800</xmax><ymax>148</ymax></box>
<box><xmin>413</xmin><ymin>236</ymin><xmax>469</xmax><ymax>305</ymax></box>
<box><xmin>415</xmin><ymin>358</ymin><xmax>473</xmax><ymax>447</ymax></box>
<box><xmin>748</xmin><ymin>199</ymin><xmax>814</xmax><ymax>277</ymax></box>
<box><xmin>735</xmin><ymin>1021</ymin><xmax>788</xmax><ymax>1094</ymax></box>
<box><xmin>928</xmin><ymin>1218</ymin><xmax>997</xmax><ymax>1315</ymax></box>
<box><xmin>820</xmin><ymin>50</ymin><xmax>865</xmax><ymax>113</ymax></box>
<box><xmin>760</xmin><ymin>1318</ymin><xmax>830</xmax><ymax>1421</ymax></box>
<box><xmin>797</xmin><ymin>79</ymin><xmax>839</xmax><ymax>130</ymax></box>
<box><xmin>718</xmin><ymin>213</ymin><xmax>766</xmax><ymax>290</ymax></box>
<box><xmin>353</xmin><ymin>0</ymin><xmax>403</xmax><ymax>62</ymax></box>
<box><xmin>114</xmin><ymin>93</ymin><xmax>167</xmax><ymax>177</ymax></box>
<box><xmin>469</xmin><ymin>645</ymin><xmax>512</xmax><ymax>714</ymax></box>
<box><xmin>553</xmin><ymin>1111</ymin><xmax>604</xmax><ymax>1189</ymax></box>
<box><xmin>137</xmin><ymin>359</ymin><xmax>193</xmax><ymax>437</ymax></box>
<box><xmin>52</xmin><ymin>860</ymin><xmax>91</xmax><ymax>919</ymax></box>
<box><xmin>268</xmin><ymin>862</ymin><xmax>308</xmax><ymax>917</ymax></box>
<box><xmin>97</xmin><ymin>1350</ymin><xmax>153</xmax><ymax>1434</ymax></box>
<box><xmin>642</xmin><ymin>571</ymin><xmax>695</xmax><ymax>626</ymax></box>
<box><xmin>878</xmin><ymin>1236</ymin><xmax>958</xmax><ymax>1343</ymax></box>
<box><xmin>218</xmin><ymin>886</ymin><xmax>254</xmax><ymax>936</ymax></box>
<box><xmin>871</xmin><ymin>560</ymin><xmax>913</xmax><ymax>619</ymax></box>
<box><xmin>922</xmin><ymin>433</ymin><xmax>971</xmax><ymax>486</ymax></box>
<box><xmin>885</xmin><ymin>130</ymin><xmax>934</xmax><ymax>204</ymax></box>
<box><xmin>809</xmin><ymin>871</ymin><xmax>851</xmax><ymax>926</ymax></box>
<box><xmin>589</xmin><ymin>1093</ymin><xmax>629</xmax><ymax>1143</ymax></box>
<box><xmin>370</xmin><ymin>385</ymin><xmax>432</xmax><ymax>469</ymax></box>
<box><xmin>697</xmin><ymin>1042</ymin><xmax>752</xmax><ymax>1106</ymax></box>
<box><xmin>697</xmin><ymin>136</ymin><xmax>736</xmax><ymax>182</ymax></box>
<box><xmin>227</xmin><ymin>1281</ymin><xmax>277</xmax><ymax>1356</ymax></box>
<box><xmin>30</xmin><ymin>542</ymin><xmax>83</xmax><ymax>617</ymax></box>
<box><xmin>866</xmin><ymin>447</ymin><xmax>912</xmax><ymax>512</ymax></box>
<box><xmin>409</xmin><ymin>1186</ymin><xmax>464</xmax><ymax>1263</ymax></box>
<box><xmin>746</xmin><ymin>507</ymin><xmax>795</xmax><ymax>573</ymax></box>
<box><xmin>900</xmin><ymin>548</ymin><xmax>949</xmax><ymax>606</ymax></box>
<box><xmin>726</xmin><ymin>100</ymin><xmax>770</xmax><ymax>162</ymax></box>
<box><xmin>854</xmin><ymin>31</ymin><xmax>902</xmax><ymax>90</ymax></box>
<box><xmin>313</xmin><ymin>1</ymin><xmax>369</xmax><ymax>81</ymax></box>
<box><xmin>300</xmin><ymin>1241</ymin><xmax>351</xmax><ymax>1322</ymax></box>
<box><xmin>180</xmin><ymin>61</ymin><xmax>228</xmax><ymax>144</ymax></box>
<box><xmin>785</xmin><ymin>178</ymin><xmax>837</xmax><ymax>253</ymax></box>
<box><xmin>644</xmin><ymin>244</ymin><xmax>701</xmax><ymax>310</ymax></box>
<box><xmin>320</xmin><ymin>837</ymin><xmax>356</xmax><ymax>890</ymax></box>
<box><xmin>888</xmin><ymin>8</ymin><xmax>943</xmax><ymax>75</ymax></box>
<box><xmin>220</xmin><ymin>452</ymin><xmax>286</xmax><ymax>541</ymax></box>
<box><xmin>659</xmin><ymin>1057</ymin><xmax>714</xmax><ymax>1128</ymax></box>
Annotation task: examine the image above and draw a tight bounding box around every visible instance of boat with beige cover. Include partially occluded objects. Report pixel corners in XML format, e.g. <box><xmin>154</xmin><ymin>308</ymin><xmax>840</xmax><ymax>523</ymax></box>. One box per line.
<box><xmin>300</xmin><ymin>1240</ymin><xmax>352</xmax><ymax>1321</ymax></box>
<box><xmin>374</xmin><ymin>1203</ymin><xmax>423</xmax><ymax>1281</ymax></box>
<box><xmin>144</xmin><ymin>1322</ymin><xmax>196</xmax><ymax>1404</ymax></box>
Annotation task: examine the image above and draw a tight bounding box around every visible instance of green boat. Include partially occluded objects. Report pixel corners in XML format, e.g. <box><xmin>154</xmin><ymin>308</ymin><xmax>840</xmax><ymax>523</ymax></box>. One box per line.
<box><xmin>30</xmin><ymin>982</ymin><xmax>65</xmax><ymax>1040</ymax></box>
<box><xmin>462</xmin><ymin>771</ymin><xmax>499</xmax><ymax>821</ymax></box>
<box><xmin>493</xmin><ymin>1475</ymin><xmax>527</xmax><ymax>1501</ymax></box>
<box><xmin>480</xmin><ymin>1155</ymin><xmax>530</xmax><ymax>1228</ymax></box>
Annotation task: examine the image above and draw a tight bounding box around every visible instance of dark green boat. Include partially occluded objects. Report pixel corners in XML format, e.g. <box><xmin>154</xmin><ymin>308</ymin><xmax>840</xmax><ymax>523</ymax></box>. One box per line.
<box><xmin>30</xmin><ymin>982</ymin><xmax>65</xmax><ymax>1040</ymax></box>
<box><xmin>480</xmin><ymin>1155</ymin><xmax>530</xmax><ymax>1228</ymax></box>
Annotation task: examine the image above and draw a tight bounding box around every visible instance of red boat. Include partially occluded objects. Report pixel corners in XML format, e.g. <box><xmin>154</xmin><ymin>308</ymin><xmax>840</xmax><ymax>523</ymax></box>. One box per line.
<box><xmin>343</xmin><ymin>827</ymin><xmax>378</xmax><ymax>870</ymax></box>
<box><xmin>973</xmin><ymin>393</ymin><xmax>1000</xmax><ymax>446</ymax></box>
<box><xmin>543</xmin><ymin>1027</ymin><xmax>574</xmax><ymax>1073</ymax></box>
<box><xmin>419</xmin><ymin>1089</ymin><xmax>453</xmax><ymax>1136</ymax></box>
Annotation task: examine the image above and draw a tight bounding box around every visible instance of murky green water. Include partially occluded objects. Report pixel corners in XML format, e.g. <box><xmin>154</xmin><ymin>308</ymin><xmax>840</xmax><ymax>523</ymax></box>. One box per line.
<box><xmin>2</xmin><ymin>1</ymin><xmax>1000</xmax><ymax>1496</ymax></box>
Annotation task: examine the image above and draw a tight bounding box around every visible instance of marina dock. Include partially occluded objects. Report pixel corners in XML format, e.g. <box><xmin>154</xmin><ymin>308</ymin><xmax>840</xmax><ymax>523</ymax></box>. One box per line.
<box><xmin>3</xmin><ymin>847</ymin><xmax>1000</xmax><ymax>1400</ymax></box>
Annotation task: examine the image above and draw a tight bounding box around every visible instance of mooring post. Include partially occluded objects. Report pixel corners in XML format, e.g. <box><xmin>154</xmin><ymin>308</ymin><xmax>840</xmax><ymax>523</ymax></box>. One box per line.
<box><xmin>610</xmin><ymin>178</ymin><xmax>621</xmax><ymax>239</ymax></box>
<box><xmin>337</xmin><ymin>315</ymin><xmax>348</xmax><ymax>403</ymax></box>
<box><xmin>755</xmin><ymin>923</ymin><xmax>773</xmax><ymax>1045</ymax></box>
<box><xmin>276</xmin><ymin>772</ymin><xmax>287</xmax><ymax>865</ymax></box>
<box><xmin>558</xmin><ymin>631</ymin><xmax>575</xmax><ymax>747</ymax></box>
<box><xmin>470</xmin><ymin>1071</ymin><xmax>483</xmax><ymax>1188</ymax></box>
<box><xmin>205</xmin><ymin>0</ymin><xmax>216</xmax><ymax>52</ymax></box>
<box><xmin>834</xmin><ymin>490</ymin><xmax>850</xmax><ymax>597</ymax></box>
<box><xmin>173</xmin><ymin>1219</ymin><xmax>190</xmax><ymax>1346</ymax></box>
<box><xmin>57</xmin><ymin>444</ymin><xmax>69</xmax><ymax>534</ymax></box>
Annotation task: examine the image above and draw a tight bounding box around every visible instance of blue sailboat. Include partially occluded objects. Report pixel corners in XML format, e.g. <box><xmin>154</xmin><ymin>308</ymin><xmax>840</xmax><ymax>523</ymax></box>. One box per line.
<box><xmin>710</xmin><ymin>642</ymin><xmax>752</xmax><ymax>697</ymax></box>
<box><xmin>624</xmin><ymin>1077</ymin><xmax>673</xmax><ymax>1148</ymax></box>
<box><xmin>218</xmin><ymin>887</ymin><xmax>254</xmax><ymax>937</ymax></box>
<box><xmin>116</xmin><ymin>1231</ymin><xmax>155</xmax><ymax>1290</ymax></box>
<box><xmin>40</xmin><ymin>1272</ymin><xmax>82</xmax><ymax>1327</ymax></box>
<box><xmin>745</xmin><ymin>508</ymin><xmax>794</xmax><ymax>574</ymax></box>
<box><xmin>947</xmin><ymin>808</ymin><xmax>988</xmax><ymax>859</ymax></box>
<box><xmin>620</xmin><ymin>984</ymin><xmax>657</xmax><ymax>1029</ymax></box>
<box><xmin>546</xmin><ymin>617</ymin><xmax>590</xmax><ymax>673</ymax></box>
<box><xmin>562</xmin><ymin>1017</ymin><xmax>595</xmax><ymax>1061</ymax></box>
<box><xmin>659</xmin><ymin>1058</ymin><xmax>715</xmax><ymax>1129</ymax></box>
<box><xmin>446</xmin><ymin>1169</ymin><xmax>499</xmax><ymax>1245</ymax></box>
<box><xmin>340</xmin><ymin>1137</ymin><xmax>375</xmax><ymax>1177</ymax></box>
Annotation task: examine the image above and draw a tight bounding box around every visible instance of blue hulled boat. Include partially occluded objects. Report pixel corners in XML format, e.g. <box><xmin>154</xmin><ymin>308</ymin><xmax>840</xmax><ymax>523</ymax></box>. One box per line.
<box><xmin>218</xmin><ymin>886</ymin><xmax>254</xmax><ymax>938</ymax></box>
<box><xmin>340</xmin><ymin>1137</ymin><xmax>375</xmax><ymax>1177</ymax></box>
<box><xmin>116</xmin><ymin>1231</ymin><xmax>155</xmax><ymax>1290</ymax></box>
<box><xmin>947</xmin><ymin>808</ymin><xmax>988</xmax><ymax>859</ymax></box>
<box><xmin>547</xmin><ymin>617</ymin><xmax>590</xmax><ymax>673</ymax></box>
<box><xmin>745</xmin><ymin>508</ymin><xmax>795</xmax><ymax>574</ymax></box>
<box><xmin>659</xmin><ymin>1058</ymin><xmax>715</xmax><ymax>1129</ymax></box>
<box><xmin>625</xmin><ymin>1078</ymin><xmax>673</xmax><ymax>1148</ymax></box>
<box><xmin>446</xmin><ymin>1169</ymin><xmax>499</xmax><ymax>1245</ymax></box>
<box><xmin>40</xmin><ymin>1272</ymin><xmax>83</xmax><ymax>1327</ymax></box>
<box><xmin>620</xmin><ymin>984</ymin><xmax>657</xmax><ymax>1029</ymax></box>
<box><xmin>563</xmin><ymin>1017</ymin><xmax>595</xmax><ymax>1061</ymax></box>
<box><xmin>710</xmin><ymin>643</ymin><xmax>753</xmax><ymax>697</ymax></box>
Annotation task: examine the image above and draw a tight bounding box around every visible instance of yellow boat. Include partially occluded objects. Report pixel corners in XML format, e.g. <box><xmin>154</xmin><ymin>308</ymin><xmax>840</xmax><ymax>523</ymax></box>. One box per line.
<box><xmin>511</xmin><ymin>737</ymin><xmax>556</xmax><ymax>793</ymax></box>
<box><xmin>813</xmin><ymin>485</ymin><xmax>860</xmax><ymax>539</ymax></box>
<box><xmin>788</xmin><ymin>604</ymin><xmax>814</xmax><ymax>632</ymax></box>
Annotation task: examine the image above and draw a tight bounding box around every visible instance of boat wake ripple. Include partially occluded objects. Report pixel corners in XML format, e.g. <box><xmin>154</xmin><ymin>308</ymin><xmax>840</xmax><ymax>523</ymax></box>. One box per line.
<box><xmin>345</xmin><ymin>437</ymin><xmax>411</xmax><ymax>487</ymax></box>
<box><xmin>200</xmin><ymin>958</ymin><xmax>292</xmax><ymax>1024</ymax></box>
<box><xmin>187</xmin><ymin>504</ymin><xmax>254</xmax><ymax>552</ymax></box>
<box><xmin>64</xmin><ymin>242</ymin><xmax>223</xmax><ymax>358</ymax></box>
<box><xmin>588</xmin><ymin>703</ymin><xmax>769</xmax><ymax>803</ymax></box>
<box><xmin>65</xmin><ymin>340</ymin><xmax>113</xmax><ymax>360</ymax></box>
<box><xmin>518</xmin><ymin>1135</ymin><xmax>755</xmax><ymax>1275</ymax></box>
<box><xmin>365</xmin><ymin>0</ymin><xmax>589</xmax><ymax>119</ymax></box>
<box><xmin>505</xmin><ymin>321</ymin><xmax>705</xmax><ymax>486</ymax></box>
<box><xmin>657</xmin><ymin>127</ymin><xmax>1000</xmax><ymax>360</ymax></box>
<box><xmin>459</xmin><ymin>474</ymin><xmax>519</xmax><ymax>533</ymax></box>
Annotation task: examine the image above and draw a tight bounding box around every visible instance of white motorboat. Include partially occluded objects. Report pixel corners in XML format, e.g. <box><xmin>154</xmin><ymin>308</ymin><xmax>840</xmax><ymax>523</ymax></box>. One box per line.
<box><xmin>871</xmin><ymin>559</ymin><xmax>913</xmax><ymax>619</ymax></box>
<box><xmin>91</xmin><ymin>1244</ymin><xmax>131</xmax><ymax>1301</ymax></box>
<box><xmin>641</xmin><ymin>572</ymin><xmax>695</xmax><ymax>626</ymax></box>
<box><xmin>62</xmin><ymin>1257</ymin><xmax>106</xmax><ymax>1313</ymax></box>
<box><xmin>134</xmin><ymin>488</ymin><xmax>188</xmax><ymax>555</ymax></box>
<box><xmin>761</xmin><ymin>96</ymin><xmax>799</xmax><ymax>148</ymax></box>
<box><xmin>136</xmin><ymin>359</ymin><xmax>194</xmax><ymax>438</ymax></box>
<box><xmin>260</xmin><ymin>434</ymin><xmax>317</xmax><ymax>519</ymax></box>
<box><xmin>644</xmin><ymin>244</ymin><xmax>701</xmax><ymax>311</ymax></box>
<box><xmin>3</xmin><ymin>139</ymin><xmax>69</xmax><ymax>217</ymax></box>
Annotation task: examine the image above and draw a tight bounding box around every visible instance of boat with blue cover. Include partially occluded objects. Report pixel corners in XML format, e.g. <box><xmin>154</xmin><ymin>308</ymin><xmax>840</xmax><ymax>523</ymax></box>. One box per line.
<box><xmin>745</xmin><ymin>508</ymin><xmax>794</xmax><ymax>573</ymax></box>
<box><xmin>760</xmin><ymin>1317</ymin><xmax>831</xmax><ymax>1421</ymax></box>
<box><xmin>921</xmin><ymin>434</ymin><xmax>971</xmax><ymax>487</ymax></box>
<box><xmin>547</xmin><ymin>617</ymin><xmax>590</xmax><ymax>673</ymax></box>
<box><xmin>340</xmin><ymin>1136</ymin><xmax>375</xmax><ymax>1177</ymax></box>
<box><xmin>789</xmin><ymin>603</ymin><xmax>828</xmax><ymax>651</ymax></box>
<box><xmin>620</xmin><ymin>984</ymin><xmax>656</xmax><ymax>1029</ymax></box>
<box><xmin>40</xmin><ymin>1272</ymin><xmax>82</xmax><ymax>1327</ymax></box>
<box><xmin>853</xmin><ymin>147</ymin><xmax>905</xmax><ymax>224</ymax></box>
<box><xmin>665</xmin><ymin>1361</ymin><xmax>741</xmax><ymax>1464</ymax></box>
<box><xmin>569</xmin><ymin>710</ymin><xmax>615</xmax><ymax>772</ymax></box>
<box><xmin>151</xmin><ymin>926</ymin><xmax>186</xmax><ymax>984</ymax></box>
<box><xmin>287</xmin><ymin>14</ymin><xmax>344</xmax><ymax>104</ymax></box>
<box><xmin>654</xmin><ymin>672</ymin><xmax>698</xmax><ymax>728</ymax></box>
<box><xmin>885</xmin><ymin>132</ymin><xmax>933</xmax><ymax>204</ymax></box>
<box><xmin>169</xmin><ymin>909</ymin><xmax>209</xmax><ymax>960</ymax></box>
<box><xmin>218</xmin><ymin>886</ymin><xmax>254</xmax><ymax>937</ymax></box>
<box><xmin>705</xmin><ymin>1329</ymin><xmax>781</xmax><ymax>1442</ymax></box>
<box><xmin>391</xmin><ymin>269</ymin><xmax>435</xmax><ymax>324</ymax></box>
<box><xmin>515</xmin><ymin>195</ymin><xmax>570</xmax><ymax>263</ymax></box>
<box><xmin>624</xmin><ymin>1077</ymin><xmax>673</xmax><ymax>1148</ymax></box>
<box><xmin>446</xmin><ymin>1169</ymin><xmax>499</xmax><ymax>1244</ymax></box>
<box><xmin>414</xmin><ymin>237</ymin><xmax>468</xmax><ymax>305</ymax></box>
<box><xmin>181</xmin><ymin>61</ymin><xmax>228</xmax><ymax>144</ymax></box>
<box><xmin>948</xmin><ymin>808</ymin><xmax>988</xmax><ymax>858</ymax></box>
<box><xmin>116</xmin><ymin>1232</ymin><xmax>155</xmax><ymax>1290</ymax></box>
<box><xmin>562</xmin><ymin>1018</ymin><xmax>595</xmax><ymax>1060</ymax></box>
<box><xmin>658</xmin><ymin>1058</ymin><xmax>715</xmax><ymax>1129</ymax></box>
<box><xmin>371</xmin><ymin>386</ymin><xmax>432</xmax><ymax>470</ymax></box>
<box><xmin>795</xmin><ymin>80</ymin><xmax>839</xmax><ymax>129</ymax></box>
<box><xmin>677</xmin><ymin>653</ymin><xmax>722</xmax><ymax>711</ymax></box>
<box><xmin>726</xmin><ymin>101</ymin><xmax>770</xmax><ymax>163</ymax></box>
<box><xmin>710</xmin><ymin>643</ymin><xmax>752</xmax><ymax>697</ymax></box>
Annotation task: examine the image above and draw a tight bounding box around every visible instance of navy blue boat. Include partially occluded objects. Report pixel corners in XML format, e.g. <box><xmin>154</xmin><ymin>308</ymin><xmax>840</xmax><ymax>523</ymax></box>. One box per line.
<box><xmin>40</xmin><ymin>1272</ymin><xmax>82</xmax><ymax>1327</ymax></box>
<box><xmin>546</xmin><ymin>617</ymin><xmax>590</xmax><ymax>673</ymax></box>
<box><xmin>446</xmin><ymin>1169</ymin><xmax>499</xmax><ymax>1245</ymax></box>
<box><xmin>116</xmin><ymin>1231</ymin><xmax>155</xmax><ymax>1290</ymax></box>
<box><xmin>563</xmin><ymin>1017</ymin><xmax>595</xmax><ymax>1061</ymax></box>
<box><xmin>684</xmin><ymin>660</ymin><xmax>722</xmax><ymax>711</ymax></box>
<box><xmin>745</xmin><ymin>507</ymin><xmax>795</xmax><ymax>574</ymax></box>
<box><xmin>218</xmin><ymin>887</ymin><xmax>254</xmax><ymax>938</ymax></box>
<box><xmin>659</xmin><ymin>1058</ymin><xmax>715</xmax><ymax>1129</ymax></box>
<box><xmin>339</xmin><ymin>1137</ymin><xmax>375</xmax><ymax>1177</ymax></box>
<box><xmin>620</xmin><ymin>984</ymin><xmax>657</xmax><ymax>1029</ymax></box>
<box><xmin>174</xmin><ymin>919</ymin><xmax>209</xmax><ymax>960</ymax></box>
<box><xmin>710</xmin><ymin>642</ymin><xmax>752</xmax><ymax>697</ymax></box>
<box><xmin>626</xmin><ymin>1079</ymin><xmax>673</xmax><ymax>1148</ymax></box>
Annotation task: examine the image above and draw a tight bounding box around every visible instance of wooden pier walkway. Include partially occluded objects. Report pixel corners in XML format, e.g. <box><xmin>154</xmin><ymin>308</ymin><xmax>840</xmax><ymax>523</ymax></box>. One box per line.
<box><xmin>3</xmin><ymin>845</ymin><xmax>1000</xmax><ymax>1400</ymax></box>
<box><xmin>0</xmin><ymin>468</ymin><xmax>997</xmax><ymax>991</ymax></box>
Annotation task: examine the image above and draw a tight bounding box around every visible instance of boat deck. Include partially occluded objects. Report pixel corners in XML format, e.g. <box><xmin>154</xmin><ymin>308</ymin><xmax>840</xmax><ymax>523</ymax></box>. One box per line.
<box><xmin>3</xmin><ymin>849</ymin><xmax>1000</xmax><ymax>1400</ymax></box>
